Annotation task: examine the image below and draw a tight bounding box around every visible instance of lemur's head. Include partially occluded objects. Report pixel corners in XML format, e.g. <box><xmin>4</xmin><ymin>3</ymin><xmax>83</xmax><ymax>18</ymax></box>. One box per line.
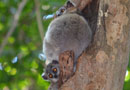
<box><xmin>42</xmin><ymin>60</ymin><xmax>60</xmax><ymax>83</ymax></box>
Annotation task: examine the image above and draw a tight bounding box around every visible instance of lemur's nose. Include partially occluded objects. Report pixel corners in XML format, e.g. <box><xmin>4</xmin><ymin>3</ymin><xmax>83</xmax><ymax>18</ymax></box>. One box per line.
<box><xmin>42</xmin><ymin>73</ymin><xmax>48</xmax><ymax>80</ymax></box>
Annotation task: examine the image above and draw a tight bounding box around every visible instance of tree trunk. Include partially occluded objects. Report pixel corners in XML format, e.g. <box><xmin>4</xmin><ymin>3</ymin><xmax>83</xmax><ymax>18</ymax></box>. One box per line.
<box><xmin>60</xmin><ymin>0</ymin><xmax>130</xmax><ymax>90</ymax></box>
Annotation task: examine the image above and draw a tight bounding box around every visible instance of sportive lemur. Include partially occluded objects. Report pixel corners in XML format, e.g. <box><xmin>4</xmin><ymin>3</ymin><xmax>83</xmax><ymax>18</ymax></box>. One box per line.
<box><xmin>42</xmin><ymin>0</ymin><xmax>92</xmax><ymax>89</ymax></box>
<box><xmin>42</xmin><ymin>60</ymin><xmax>60</xmax><ymax>90</ymax></box>
<box><xmin>43</xmin><ymin>13</ymin><xmax>92</xmax><ymax>65</ymax></box>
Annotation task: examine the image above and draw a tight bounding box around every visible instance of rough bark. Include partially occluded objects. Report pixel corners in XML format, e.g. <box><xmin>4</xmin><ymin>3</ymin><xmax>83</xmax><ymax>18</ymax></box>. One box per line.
<box><xmin>59</xmin><ymin>51</ymin><xmax>74</xmax><ymax>87</ymax></box>
<box><xmin>60</xmin><ymin>0</ymin><xmax>130</xmax><ymax>90</ymax></box>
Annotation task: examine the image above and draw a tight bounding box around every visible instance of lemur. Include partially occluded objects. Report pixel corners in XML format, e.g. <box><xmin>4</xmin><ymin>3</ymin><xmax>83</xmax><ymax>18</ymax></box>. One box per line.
<box><xmin>42</xmin><ymin>0</ymin><xmax>92</xmax><ymax>90</ymax></box>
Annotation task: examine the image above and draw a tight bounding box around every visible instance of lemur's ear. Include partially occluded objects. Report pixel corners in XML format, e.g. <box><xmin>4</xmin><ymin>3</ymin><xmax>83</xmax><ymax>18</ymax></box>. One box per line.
<box><xmin>66</xmin><ymin>0</ymin><xmax>74</xmax><ymax>8</ymax></box>
<box><xmin>52</xmin><ymin>60</ymin><xmax>59</xmax><ymax>64</ymax></box>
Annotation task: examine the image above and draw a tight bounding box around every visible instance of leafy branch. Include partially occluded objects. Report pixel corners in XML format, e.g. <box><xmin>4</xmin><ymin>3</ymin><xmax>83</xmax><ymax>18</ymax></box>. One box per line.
<box><xmin>0</xmin><ymin>0</ymin><xmax>28</xmax><ymax>56</ymax></box>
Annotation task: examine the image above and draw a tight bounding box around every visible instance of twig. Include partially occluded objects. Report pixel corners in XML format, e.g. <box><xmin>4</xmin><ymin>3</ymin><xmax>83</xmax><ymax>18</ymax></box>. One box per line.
<box><xmin>0</xmin><ymin>0</ymin><xmax>27</xmax><ymax>56</ymax></box>
<box><xmin>34</xmin><ymin>0</ymin><xmax>44</xmax><ymax>41</ymax></box>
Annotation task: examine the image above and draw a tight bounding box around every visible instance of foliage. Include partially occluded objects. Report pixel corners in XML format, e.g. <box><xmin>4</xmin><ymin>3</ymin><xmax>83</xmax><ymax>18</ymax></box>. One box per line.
<box><xmin>0</xmin><ymin>0</ymin><xmax>65</xmax><ymax>90</ymax></box>
<box><xmin>0</xmin><ymin>0</ymin><xmax>129</xmax><ymax>90</ymax></box>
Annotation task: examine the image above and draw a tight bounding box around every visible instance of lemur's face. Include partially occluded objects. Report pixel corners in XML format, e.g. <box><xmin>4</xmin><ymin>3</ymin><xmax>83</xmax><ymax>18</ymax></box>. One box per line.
<box><xmin>42</xmin><ymin>60</ymin><xmax>60</xmax><ymax>83</ymax></box>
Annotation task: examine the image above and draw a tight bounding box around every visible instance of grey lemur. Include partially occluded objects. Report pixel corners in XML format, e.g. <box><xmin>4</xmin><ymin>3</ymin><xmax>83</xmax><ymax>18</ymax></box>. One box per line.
<box><xmin>42</xmin><ymin>60</ymin><xmax>60</xmax><ymax>90</ymax></box>
<box><xmin>42</xmin><ymin>12</ymin><xmax>92</xmax><ymax>78</ymax></box>
<box><xmin>42</xmin><ymin>0</ymin><xmax>92</xmax><ymax>89</ymax></box>
<box><xmin>43</xmin><ymin>12</ymin><xmax>92</xmax><ymax>66</ymax></box>
<box><xmin>55</xmin><ymin>0</ymin><xmax>79</xmax><ymax>17</ymax></box>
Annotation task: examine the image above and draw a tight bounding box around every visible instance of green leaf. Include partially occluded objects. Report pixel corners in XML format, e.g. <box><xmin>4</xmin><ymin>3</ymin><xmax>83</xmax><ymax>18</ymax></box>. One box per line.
<box><xmin>8</xmin><ymin>37</ymin><xmax>15</xmax><ymax>44</ymax></box>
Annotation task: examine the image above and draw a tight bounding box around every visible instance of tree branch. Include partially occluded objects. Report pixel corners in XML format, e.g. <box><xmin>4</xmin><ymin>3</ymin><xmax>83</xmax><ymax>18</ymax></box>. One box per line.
<box><xmin>34</xmin><ymin>0</ymin><xmax>44</xmax><ymax>41</ymax></box>
<box><xmin>0</xmin><ymin>0</ymin><xmax>27</xmax><ymax>56</ymax></box>
<box><xmin>60</xmin><ymin>0</ymin><xmax>130</xmax><ymax>90</ymax></box>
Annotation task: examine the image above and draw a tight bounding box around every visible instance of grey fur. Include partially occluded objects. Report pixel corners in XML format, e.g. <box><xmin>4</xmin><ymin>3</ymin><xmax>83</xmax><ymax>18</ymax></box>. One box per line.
<box><xmin>48</xmin><ymin>83</ymin><xmax>58</xmax><ymax>90</ymax></box>
<box><xmin>43</xmin><ymin>13</ymin><xmax>92</xmax><ymax>65</ymax></box>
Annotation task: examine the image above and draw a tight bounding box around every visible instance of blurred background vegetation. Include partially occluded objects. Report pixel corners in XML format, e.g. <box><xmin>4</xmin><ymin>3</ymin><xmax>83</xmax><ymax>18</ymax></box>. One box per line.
<box><xmin>0</xmin><ymin>0</ymin><xmax>129</xmax><ymax>90</ymax></box>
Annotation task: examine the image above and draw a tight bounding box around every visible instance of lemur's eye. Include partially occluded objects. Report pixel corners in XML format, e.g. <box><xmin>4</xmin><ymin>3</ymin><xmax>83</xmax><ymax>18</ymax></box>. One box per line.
<box><xmin>49</xmin><ymin>74</ymin><xmax>53</xmax><ymax>78</ymax></box>
<box><xmin>53</xmin><ymin>68</ymin><xmax>57</xmax><ymax>72</ymax></box>
<box><xmin>61</xmin><ymin>9</ymin><xmax>65</xmax><ymax>12</ymax></box>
